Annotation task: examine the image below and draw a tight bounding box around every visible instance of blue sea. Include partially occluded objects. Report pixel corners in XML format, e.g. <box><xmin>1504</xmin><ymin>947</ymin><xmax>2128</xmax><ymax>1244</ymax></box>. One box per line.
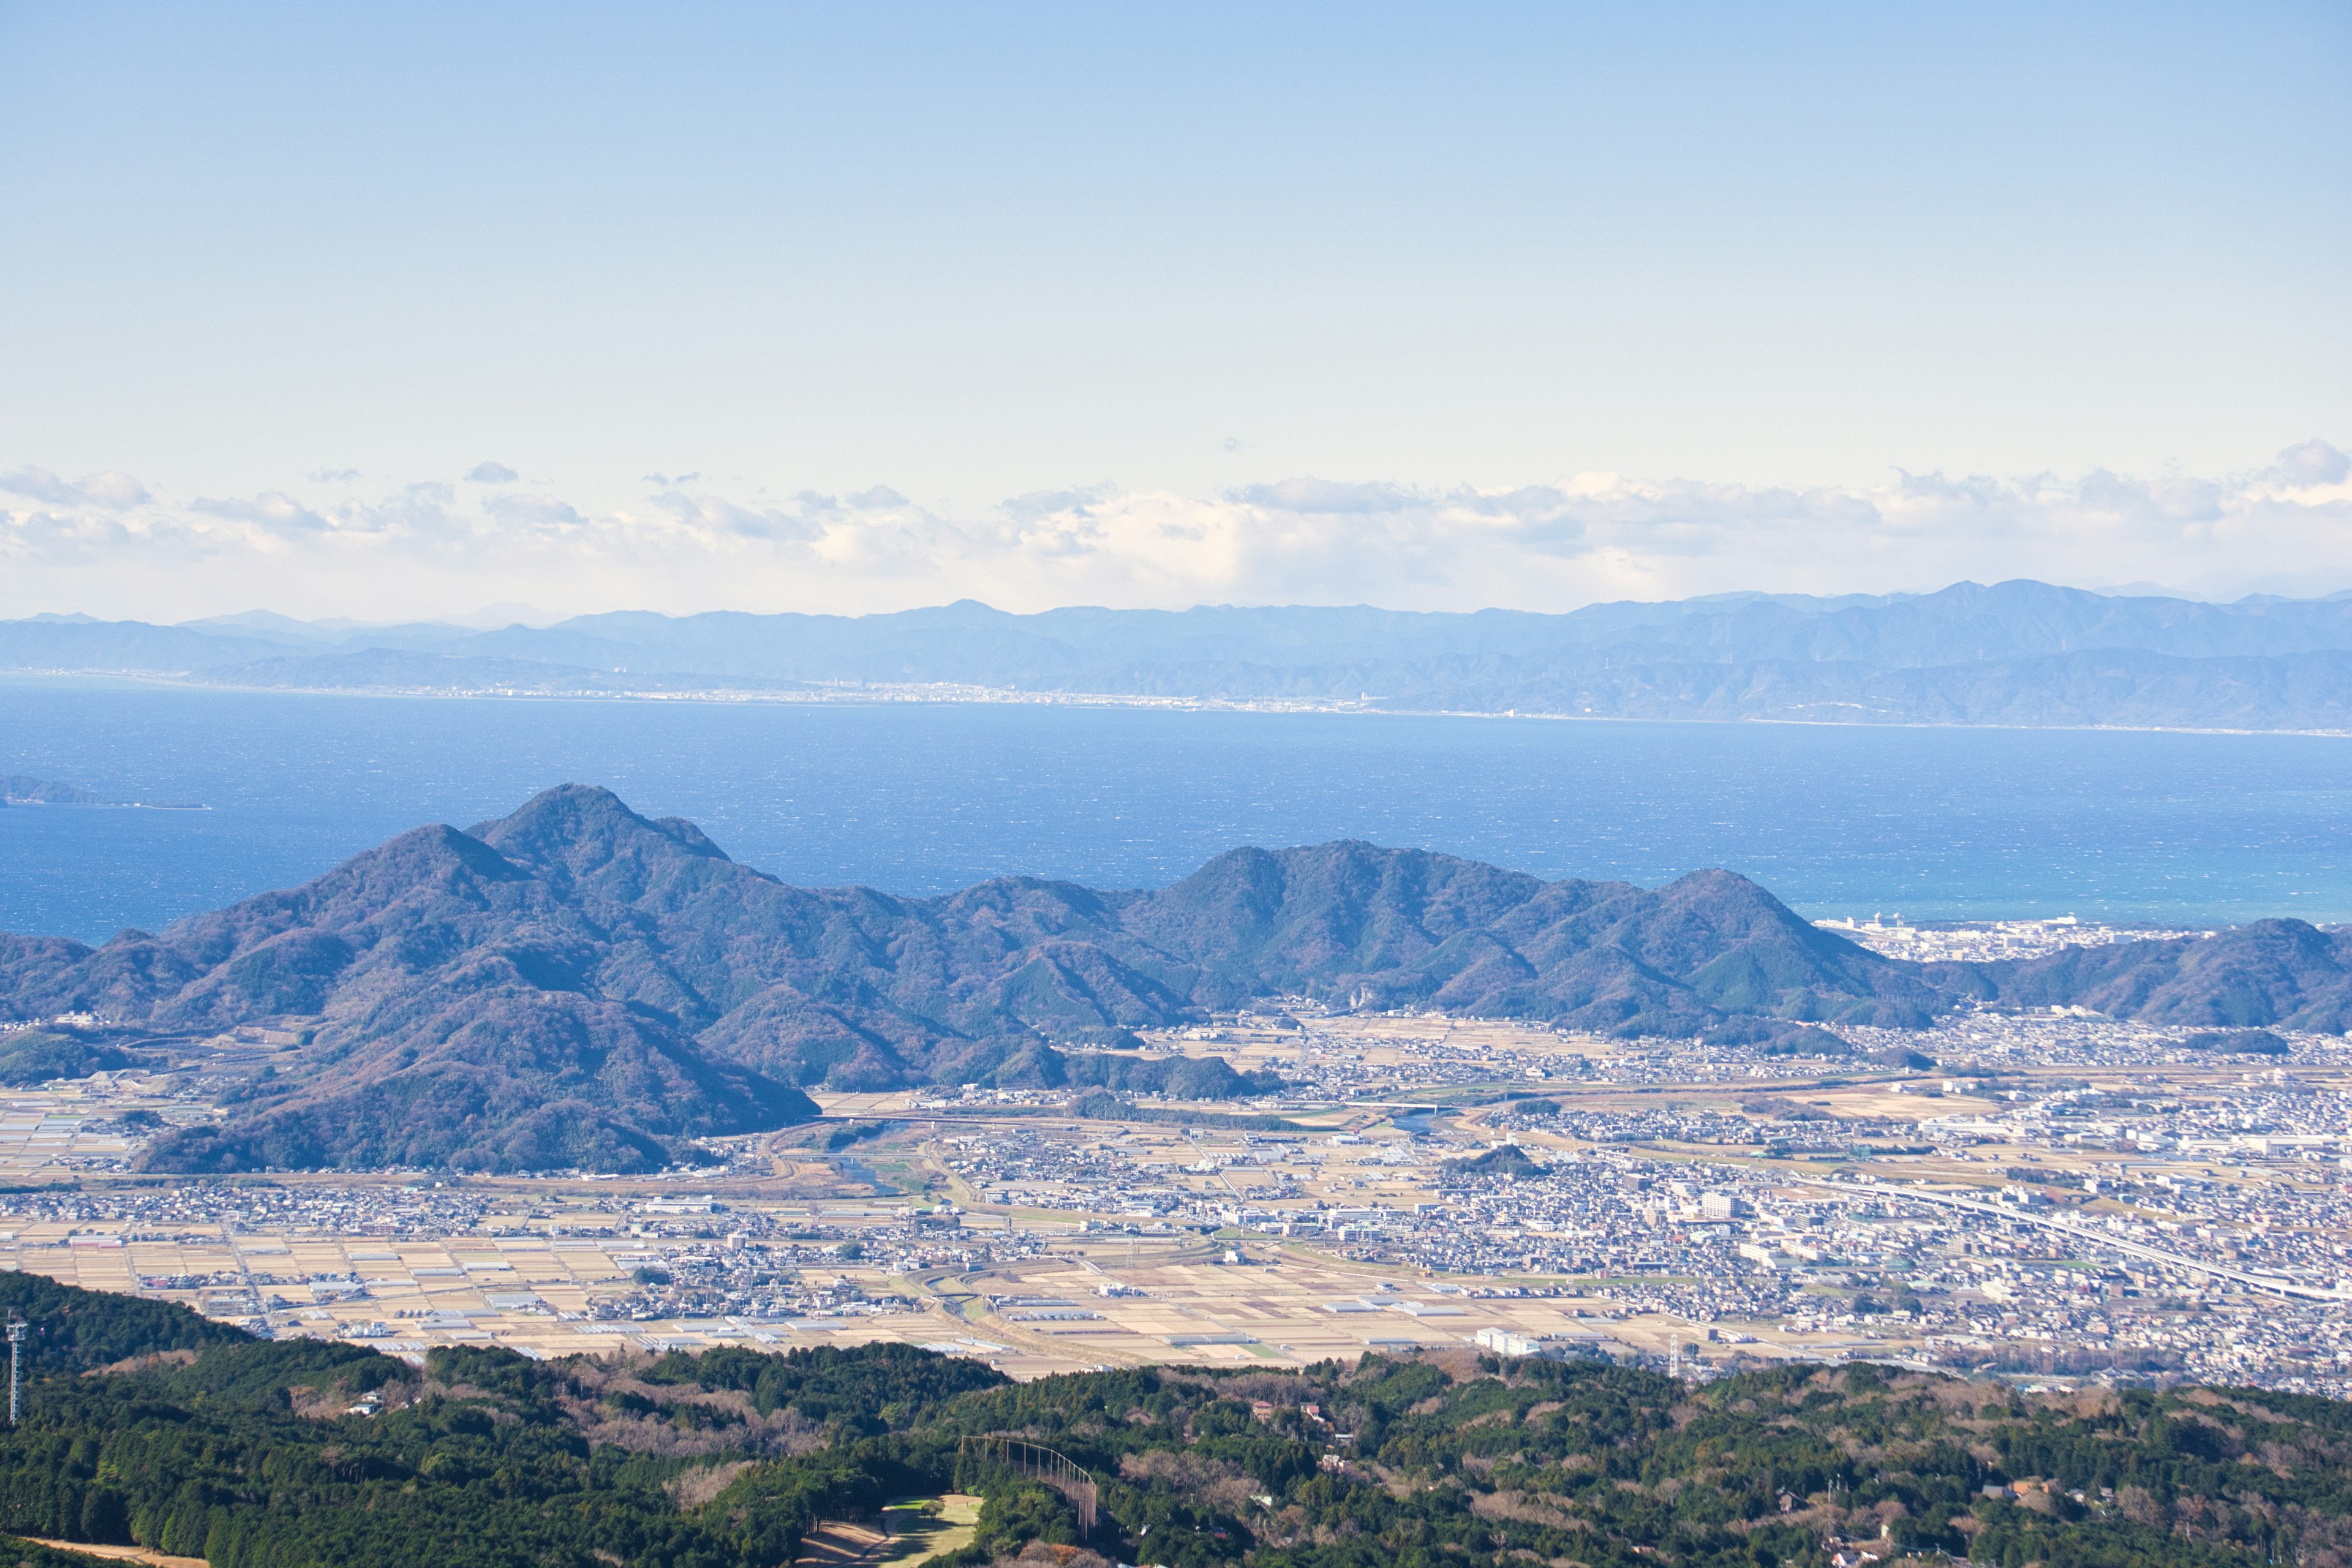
<box><xmin>3</xmin><ymin>676</ymin><xmax>2349</xmax><ymax>943</ymax></box>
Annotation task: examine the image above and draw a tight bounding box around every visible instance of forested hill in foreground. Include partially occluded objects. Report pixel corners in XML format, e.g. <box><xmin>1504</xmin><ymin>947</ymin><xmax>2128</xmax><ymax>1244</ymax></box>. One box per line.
<box><xmin>4</xmin><ymin>784</ymin><xmax>2352</xmax><ymax>1174</ymax></box>
<box><xmin>15</xmin><ymin>579</ymin><xmax>2352</xmax><ymax>728</ymax></box>
<box><xmin>5</xmin><ymin>1273</ymin><xmax>2352</xmax><ymax>1568</ymax></box>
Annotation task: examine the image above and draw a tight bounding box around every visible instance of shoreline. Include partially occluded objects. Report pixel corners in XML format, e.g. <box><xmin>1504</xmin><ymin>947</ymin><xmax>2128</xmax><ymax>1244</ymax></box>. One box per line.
<box><xmin>3</xmin><ymin>666</ymin><xmax>2350</xmax><ymax>740</ymax></box>
<box><xmin>1</xmin><ymin>801</ymin><xmax>210</xmax><ymax>812</ymax></box>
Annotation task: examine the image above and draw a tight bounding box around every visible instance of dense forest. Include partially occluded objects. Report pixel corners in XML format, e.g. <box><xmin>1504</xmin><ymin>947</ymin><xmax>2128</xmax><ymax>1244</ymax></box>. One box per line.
<box><xmin>4</xmin><ymin>1278</ymin><xmax>2352</xmax><ymax>1568</ymax></box>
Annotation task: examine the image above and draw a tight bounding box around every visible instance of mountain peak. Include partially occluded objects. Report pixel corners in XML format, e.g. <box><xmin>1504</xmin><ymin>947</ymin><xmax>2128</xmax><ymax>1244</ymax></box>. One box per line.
<box><xmin>31</xmin><ymin>786</ymin><xmax>2336</xmax><ymax>1174</ymax></box>
<box><xmin>470</xmin><ymin>784</ymin><xmax>730</xmax><ymax>867</ymax></box>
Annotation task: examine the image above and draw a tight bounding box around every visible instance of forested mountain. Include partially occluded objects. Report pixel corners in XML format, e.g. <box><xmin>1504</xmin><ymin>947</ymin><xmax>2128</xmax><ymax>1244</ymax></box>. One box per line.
<box><xmin>12</xmin><ymin>580</ymin><xmax>2352</xmax><ymax>728</ymax></box>
<box><xmin>1935</xmin><ymin>920</ymin><xmax>2352</xmax><ymax>1034</ymax></box>
<box><xmin>4</xmin><ymin>783</ymin><xmax>2350</xmax><ymax>1174</ymax></box>
<box><xmin>0</xmin><ymin>786</ymin><xmax>1936</xmax><ymax>1172</ymax></box>
<box><xmin>4</xmin><ymin>1274</ymin><xmax>2351</xmax><ymax>1568</ymax></box>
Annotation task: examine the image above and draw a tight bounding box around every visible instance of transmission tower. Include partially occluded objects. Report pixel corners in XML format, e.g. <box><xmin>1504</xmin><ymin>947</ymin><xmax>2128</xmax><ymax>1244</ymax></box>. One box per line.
<box><xmin>7</xmin><ymin>1321</ymin><xmax>27</xmax><ymax>1425</ymax></box>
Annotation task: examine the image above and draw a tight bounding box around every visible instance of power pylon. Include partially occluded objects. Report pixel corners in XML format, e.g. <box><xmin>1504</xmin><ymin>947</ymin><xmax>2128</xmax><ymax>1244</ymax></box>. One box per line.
<box><xmin>7</xmin><ymin>1321</ymin><xmax>28</xmax><ymax>1425</ymax></box>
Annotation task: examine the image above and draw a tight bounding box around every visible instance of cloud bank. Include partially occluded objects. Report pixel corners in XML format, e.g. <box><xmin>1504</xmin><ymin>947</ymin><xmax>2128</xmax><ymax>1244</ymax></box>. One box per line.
<box><xmin>2</xmin><ymin>444</ymin><xmax>2349</xmax><ymax>622</ymax></box>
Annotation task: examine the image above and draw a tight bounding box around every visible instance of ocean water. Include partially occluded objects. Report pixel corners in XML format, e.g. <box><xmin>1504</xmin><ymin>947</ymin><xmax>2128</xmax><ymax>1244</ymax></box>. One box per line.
<box><xmin>2</xmin><ymin>676</ymin><xmax>2349</xmax><ymax>943</ymax></box>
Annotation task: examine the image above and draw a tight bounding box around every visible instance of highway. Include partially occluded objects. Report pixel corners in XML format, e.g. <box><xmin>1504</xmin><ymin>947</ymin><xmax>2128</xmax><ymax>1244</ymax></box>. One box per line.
<box><xmin>1795</xmin><ymin>1175</ymin><xmax>2347</xmax><ymax>1302</ymax></box>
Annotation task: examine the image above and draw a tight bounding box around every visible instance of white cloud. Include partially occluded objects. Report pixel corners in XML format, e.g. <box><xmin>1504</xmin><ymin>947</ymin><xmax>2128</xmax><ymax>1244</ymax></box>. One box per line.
<box><xmin>2267</xmin><ymin>439</ymin><xmax>2352</xmax><ymax>489</ymax></box>
<box><xmin>1</xmin><ymin>466</ymin><xmax>149</xmax><ymax>510</ymax></box>
<box><xmin>484</xmin><ymin>492</ymin><xmax>584</xmax><ymax>529</ymax></box>
<box><xmin>464</xmin><ymin>461</ymin><xmax>519</xmax><ymax>483</ymax></box>
<box><xmin>190</xmin><ymin>492</ymin><xmax>336</xmax><ymax>534</ymax></box>
<box><xmin>644</xmin><ymin>489</ymin><xmax>827</xmax><ymax>543</ymax></box>
<box><xmin>74</xmin><ymin>471</ymin><xmax>151</xmax><ymax>509</ymax></box>
<box><xmin>0</xmin><ymin>467</ymin><xmax>82</xmax><ymax>506</ymax></box>
<box><xmin>2</xmin><ymin>442</ymin><xmax>2348</xmax><ymax>622</ymax></box>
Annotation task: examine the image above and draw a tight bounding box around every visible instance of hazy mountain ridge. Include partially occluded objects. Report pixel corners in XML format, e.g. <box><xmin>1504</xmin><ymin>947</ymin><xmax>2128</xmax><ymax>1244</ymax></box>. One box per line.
<box><xmin>1369</xmin><ymin>647</ymin><xmax>2352</xmax><ymax>728</ymax></box>
<box><xmin>14</xmin><ymin>579</ymin><xmax>2352</xmax><ymax>727</ymax></box>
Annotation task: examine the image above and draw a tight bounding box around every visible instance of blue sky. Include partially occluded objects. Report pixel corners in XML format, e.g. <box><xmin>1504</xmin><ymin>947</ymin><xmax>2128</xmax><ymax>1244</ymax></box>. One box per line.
<box><xmin>1</xmin><ymin>2</ymin><xmax>2347</xmax><ymax>618</ymax></box>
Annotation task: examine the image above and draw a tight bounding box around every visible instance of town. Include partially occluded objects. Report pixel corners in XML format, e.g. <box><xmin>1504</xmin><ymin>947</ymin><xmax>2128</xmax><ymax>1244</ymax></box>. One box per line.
<box><xmin>3</xmin><ymin>996</ymin><xmax>2349</xmax><ymax>1398</ymax></box>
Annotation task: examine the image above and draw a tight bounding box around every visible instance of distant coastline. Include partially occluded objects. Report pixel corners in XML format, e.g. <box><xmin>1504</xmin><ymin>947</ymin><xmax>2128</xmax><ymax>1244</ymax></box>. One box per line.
<box><xmin>9</xmin><ymin>666</ymin><xmax>2352</xmax><ymax>743</ymax></box>
<box><xmin>5</xmin><ymin>799</ymin><xmax>213</xmax><ymax>810</ymax></box>
<box><xmin>8</xmin><ymin>675</ymin><xmax>2350</xmax><ymax>938</ymax></box>
<box><xmin>15</xmin><ymin>579</ymin><xmax>2352</xmax><ymax>733</ymax></box>
<box><xmin>1</xmin><ymin>772</ymin><xmax>207</xmax><ymax>810</ymax></box>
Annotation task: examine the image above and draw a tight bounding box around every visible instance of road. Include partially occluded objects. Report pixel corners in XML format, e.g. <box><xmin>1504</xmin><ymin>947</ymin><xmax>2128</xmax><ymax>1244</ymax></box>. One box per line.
<box><xmin>1796</xmin><ymin>1175</ymin><xmax>2346</xmax><ymax>1302</ymax></box>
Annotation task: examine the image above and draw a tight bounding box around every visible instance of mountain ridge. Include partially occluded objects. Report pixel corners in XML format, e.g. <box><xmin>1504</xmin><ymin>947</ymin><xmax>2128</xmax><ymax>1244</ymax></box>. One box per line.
<box><xmin>0</xmin><ymin>785</ymin><xmax>1938</xmax><ymax>1172</ymax></box>
<box><xmin>7</xmin><ymin>783</ymin><xmax>2352</xmax><ymax>1173</ymax></box>
<box><xmin>17</xmin><ymin>579</ymin><xmax>2352</xmax><ymax>728</ymax></box>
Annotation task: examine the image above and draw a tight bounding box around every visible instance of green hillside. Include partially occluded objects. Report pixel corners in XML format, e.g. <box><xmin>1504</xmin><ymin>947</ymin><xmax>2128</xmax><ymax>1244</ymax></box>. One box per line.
<box><xmin>0</xmin><ymin>1278</ymin><xmax>2348</xmax><ymax>1568</ymax></box>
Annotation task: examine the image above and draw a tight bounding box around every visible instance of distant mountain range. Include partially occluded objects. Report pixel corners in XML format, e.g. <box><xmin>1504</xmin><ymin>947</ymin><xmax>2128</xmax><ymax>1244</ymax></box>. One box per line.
<box><xmin>15</xmin><ymin>579</ymin><xmax>2352</xmax><ymax>728</ymax></box>
<box><xmin>1</xmin><ymin>783</ymin><xmax>2347</xmax><ymax>1174</ymax></box>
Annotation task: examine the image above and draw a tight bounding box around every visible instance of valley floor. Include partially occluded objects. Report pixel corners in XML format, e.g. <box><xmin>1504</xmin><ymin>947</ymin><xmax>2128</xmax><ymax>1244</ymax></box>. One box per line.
<box><xmin>4</xmin><ymin>1011</ymin><xmax>2350</xmax><ymax>1395</ymax></box>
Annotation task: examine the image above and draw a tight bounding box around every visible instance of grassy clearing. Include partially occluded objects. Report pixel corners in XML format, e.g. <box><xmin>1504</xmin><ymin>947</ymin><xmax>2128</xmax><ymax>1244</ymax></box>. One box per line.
<box><xmin>878</xmin><ymin>1494</ymin><xmax>983</xmax><ymax>1568</ymax></box>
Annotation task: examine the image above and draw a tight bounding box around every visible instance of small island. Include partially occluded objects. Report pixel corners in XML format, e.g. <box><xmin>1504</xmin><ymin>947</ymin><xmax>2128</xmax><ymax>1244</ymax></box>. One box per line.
<box><xmin>1</xmin><ymin>773</ymin><xmax>206</xmax><ymax>809</ymax></box>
